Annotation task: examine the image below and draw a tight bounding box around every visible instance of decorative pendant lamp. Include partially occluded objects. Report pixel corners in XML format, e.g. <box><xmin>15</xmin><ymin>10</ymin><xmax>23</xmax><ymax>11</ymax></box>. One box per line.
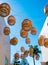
<box><xmin>38</xmin><ymin>35</ymin><xmax>45</xmax><ymax>46</ymax></box>
<box><xmin>0</xmin><ymin>3</ymin><xmax>10</xmax><ymax>17</ymax></box>
<box><xmin>25</xmin><ymin>38</ymin><xmax>30</xmax><ymax>44</ymax></box>
<box><xmin>44</xmin><ymin>4</ymin><xmax>48</xmax><ymax>16</ymax></box>
<box><xmin>20</xmin><ymin>29</ymin><xmax>28</xmax><ymax>38</ymax></box>
<box><xmin>8</xmin><ymin>15</ymin><xmax>16</xmax><ymax>25</ymax></box>
<box><xmin>22</xmin><ymin>19</ymin><xmax>32</xmax><ymax>31</ymax></box>
<box><xmin>10</xmin><ymin>37</ymin><xmax>18</xmax><ymax>45</ymax></box>
<box><xmin>3</xmin><ymin>27</ymin><xmax>10</xmax><ymax>35</ymax></box>
<box><xmin>20</xmin><ymin>47</ymin><xmax>25</xmax><ymax>52</ymax></box>
<box><xmin>31</xmin><ymin>27</ymin><xmax>37</xmax><ymax>35</ymax></box>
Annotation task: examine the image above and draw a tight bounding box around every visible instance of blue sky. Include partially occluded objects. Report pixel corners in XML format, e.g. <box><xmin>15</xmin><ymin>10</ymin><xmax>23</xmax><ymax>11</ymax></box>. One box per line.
<box><xmin>0</xmin><ymin>0</ymin><xmax>48</xmax><ymax>65</ymax></box>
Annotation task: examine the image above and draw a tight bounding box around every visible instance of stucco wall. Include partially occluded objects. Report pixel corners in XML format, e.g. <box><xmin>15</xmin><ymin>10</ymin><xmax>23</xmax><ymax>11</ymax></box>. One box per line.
<box><xmin>39</xmin><ymin>17</ymin><xmax>48</xmax><ymax>62</ymax></box>
<box><xmin>0</xmin><ymin>17</ymin><xmax>10</xmax><ymax>65</ymax></box>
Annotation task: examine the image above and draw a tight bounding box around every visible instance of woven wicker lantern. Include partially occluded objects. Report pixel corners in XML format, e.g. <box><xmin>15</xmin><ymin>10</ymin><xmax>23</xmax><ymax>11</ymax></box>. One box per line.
<box><xmin>35</xmin><ymin>55</ymin><xmax>39</xmax><ymax>60</ymax></box>
<box><xmin>22</xmin><ymin>19</ymin><xmax>32</xmax><ymax>31</ymax></box>
<box><xmin>0</xmin><ymin>4</ymin><xmax>2</xmax><ymax>9</ymax></box>
<box><xmin>25</xmin><ymin>38</ymin><xmax>30</xmax><ymax>44</ymax></box>
<box><xmin>29</xmin><ymin>47</ymin><xmax>34</xmax><ymax>57</ymax></box>
<box><xmin>44</xmin><ymin>38</ymin><xmax>48</xmax><ymax>48</ymax></box>
<box><xmin>38</xmin><ymin>35</ymin><xmax>45</xmax><ymax>46</ymax></box>
<box><xmin>0</xmin><ymin>3</ymin><xmax>10</xmax><ymax>17</ymax></box>
<box><xmin>10</xmin><ymin>37</ymin><xmax>18</xmax><ymax>45</ymax></box>
<box><xmin>20</xmin><ymin>47</ymin><xmax>25</xmax><ymax>52</ymax></box>
<box><xmin>8</xmin><ymin>15</ymin><xmax>16</xmax><ymax>25</ymax></box>
<box><xmin>3</xmin><ymin>27</ymin><xmax>10</xmax><ymax>35</ymax></box>
<box><xmin>31</xmin><ymin>27</ymin><xmax>37</xmax><ymax>35</ymax></box>
<box><xmin>20</xmin><ymin>54</ymin><xmax>25</xmax><ymax>59</ymax></box>
<box><xmin>24</xmin><ymin>50</ymin><xmax>29</xmax><ymax>57</ymax></box>
<box><xmin>14</xmin><ymin>53</ymin><xmax>19</xmax><ymax>59</ymax></box>
<box><xmin>44</xmin><ymin>4</ymin><xmax>48</xmax><ymax>16</ymax></box>
<box><xmin>20</xmin><ymin>29</ymin><xmax>28</xmax><ymax>38</ymax></box>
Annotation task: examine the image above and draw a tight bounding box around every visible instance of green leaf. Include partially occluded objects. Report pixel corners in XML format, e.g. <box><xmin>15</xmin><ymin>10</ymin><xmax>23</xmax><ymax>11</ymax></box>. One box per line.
<box><xmin>29</xmin><ymin>45</ymin><xmax>33</xmax><ymax>48</ymax></box>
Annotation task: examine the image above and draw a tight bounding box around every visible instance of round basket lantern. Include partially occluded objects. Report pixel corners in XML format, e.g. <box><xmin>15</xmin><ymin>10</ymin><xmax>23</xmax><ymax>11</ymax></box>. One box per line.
<box><xmin>44</xmin><ymin>4</ymin><xmax>48</xmax><ymax>16</ymax></box>
<box><xmin>25</xmin><ymin>38</ymin><xmax>30</xmax><ymax>44</ymax></box>
<box><xmin>20</xmin><ymin>54</ymin><xmax>25</xmax><ymax>59</ymax></box>
<box><xmin>14</xmin><ymin>53</ymin><xmax>19</xmax><ymax>59</ymax></box>
<box><xmin>24</xmin><ymin>50</ymin><xmax>29</xmax><ymax>57</ymax></box>
<box><xmin>20</xmin><ymin>47</ymin><xmax>25</xmax><ymax>52</ymax></box>
<box><xmin>3</xmin><ymin>27</ymin><xmax>10</xmax><ymax>35</ymax></box>
<box><xmin>38</xmin><ymin>35</ymin><xmax>45</xmax><ymax>46</ymax></box>
<box><xmin>35</xmin><ymin>55</ymin><xmax>39</xmax><ymax>60</ymax></box>
<box><xmin>20</xmin><ymin>29</ymin><xmax>28</xmax><ymax>38</ymax></box>
<box><xmin>10</xmin><ymin>37</ymin><xmax>18</xmax><ymax>45</ymax></box>
<box><xmin>22</xmin><ymin>19</ymin><xmax>32</xmax><ymax>31</ymax></box>
<box><xmin>0</xmin><ymin>4</ymin><xmax>2</xmax><ymax>9</ymax></box>
<box><xmin>44</xmin><ymin>38</ymin><xmax>48</xmax><ymax>48</ymax></box>
<box><xmin>0</xmin><ymin>3</ymin><xmax>10</xmax><ymax>17</ymax></box>
<box><xmin>0</xmin><ymin>5</ymin><xmax>3</xmax><ymax>16</ymax></box>
<box><xmin>29</xmin><ymin>47</ymin><xmax>34</xmax><ymax>57</ymax></box>
<box><xmin>31</xmin><ymin>27</ymin><xmax>37</xmax><ymax>35</ymax></box>
<box><xmin>8</xmin><ymin>15</ymin><xmax>16</xmax><ymax>25</ymax></box>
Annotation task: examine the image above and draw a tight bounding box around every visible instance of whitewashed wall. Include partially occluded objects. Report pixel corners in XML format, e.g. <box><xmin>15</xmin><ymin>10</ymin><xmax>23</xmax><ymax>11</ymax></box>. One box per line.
<box><xmin>0</xmin><ymin>17</ymin><xmax>10</xmax><ymax>65</ymax></box>
<box><xmin>39</xmin><ymin>17</ymin><xmax>48</xmax><ymax>62</ymax></box>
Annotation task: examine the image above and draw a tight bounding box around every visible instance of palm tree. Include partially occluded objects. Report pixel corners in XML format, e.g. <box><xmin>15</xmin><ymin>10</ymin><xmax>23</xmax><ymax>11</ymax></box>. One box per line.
<box><xmin>29</xmin><ymin>45</ymin><xmax>41</xmax><ymax>65</ymax></box>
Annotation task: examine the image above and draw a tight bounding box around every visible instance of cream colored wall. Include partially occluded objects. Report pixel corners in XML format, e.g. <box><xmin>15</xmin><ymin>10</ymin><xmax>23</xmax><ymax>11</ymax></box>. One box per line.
<box><xmin>0</xmin><ymin>17</ymin><xmax>10</xmax><ymax>65</ymax></box>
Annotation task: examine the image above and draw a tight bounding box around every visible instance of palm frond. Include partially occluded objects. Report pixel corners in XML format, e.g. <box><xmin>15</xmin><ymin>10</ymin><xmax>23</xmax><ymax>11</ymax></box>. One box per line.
<box><xmin>29</xmin><ymin>45</ymin><xmax>33</xmax><ymax>48</ymax></box>
<box><xmin>34</xmin><ymin>45</ymin><xmax>38</xmax><ymax>48</ymax></box>
<box><xmin>33</xmin><ymin>45</ymin><xmax>41</xmax><ymax>55</ymax></box>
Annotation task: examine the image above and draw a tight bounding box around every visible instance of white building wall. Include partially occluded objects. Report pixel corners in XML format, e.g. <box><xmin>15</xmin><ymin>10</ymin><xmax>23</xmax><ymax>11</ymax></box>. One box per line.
<box><xmin>39</xmin><ymin>17</ymin><xmax>48</xmax><ymax>62</ymax></box>
<box><xmin>0</xmin><ymin>17</ymin><xmax>10</xmax><ymax>65</ymax></box>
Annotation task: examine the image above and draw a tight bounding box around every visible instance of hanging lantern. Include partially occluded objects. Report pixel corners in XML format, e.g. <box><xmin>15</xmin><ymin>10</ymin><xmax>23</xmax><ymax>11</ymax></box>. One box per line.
<box><xmin>38</xmin><ymin>35</ymin><xmax>45</xmax><ymax>46</ymax></box>
<box><xmin>25</xmin><ymin>38</ymin><xmax>30</xmax><ymax>44</ymax></box>
<box><xmin>24</xmin><ymin>50</ymin><xmax>29</xmax><ymax>57</ymax></box>
<box><xmin>0</xmin><ymin>3</ymin><xmax>10</xmax><ymax>17</ymax></box>
<box><xmin>0</xmin><ymin>4</ymin><xmax>2</xmax><ymax>8</ymax></box>
<box><xmin>3</xmin><ymin>27</ymin><xmax>10</xmax><ymax>35</ymax></box>
<box><xmin>22</xmin><ymin>19</ymin><xmax>32</xmax><ymax>31</ymax></box>
<box><xmin>29</xmin><ymin>47</ymin><xmax>34</xmax><ymax>57</ymax></box>
<box><xmin>8</xmin><ymin>15</ymin><xmax>16</xmax><ymax>25</ymax></box>
<box><xmin>35</xmin><ymin>55</ymin><xmax>39</xmax><ymax>60</ymax></box>
<box><xmin>1</xmin><ymin>3</ymin><xmax>10</xmax><ymax>13</ymax></box>
<box><xmin>44</xmin><ymin>38</ymin><xmax>48</xmax><ymax>48</ymax></box>
<box><xmin>14</xmin><ymin>53</ymin><xmax>19</xmax><ymax>59</ymax></box>
<box><xmin>20</xmin><ymin>29</ymin><xmax>28</xmax><ymax>38</ymax></box>
<box><xmin>0</xmin><ymin>4</ymin><xmax>2</xmax><ymax>16</ymax></box>
<box><xmin>0</xmin><ymin>7</ymin><xmax>9</xmax><ymax>17</ymax></box>
<box><xmin>20</xmin><ymin>47</ymin><xmax>25</xmax><ymax>52</ymax></box>
<box><xmin>44</xmin><ymin>4</ymin><xmax>48</xmax><ymax>16</ymax></box>
<box><xmin>31</xmin><ymin>27</ymin><xmax>37</xmax><ymax>35</ymax></box>
<box><xmin>10</xmin><ymin>37</ymin><xmax>18</xmax><ymax>45</ymax></box>
<box><xmin>20</xmin><ymin>54</ymin><xmax>25</xmax><ymax>59</ymax></box>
